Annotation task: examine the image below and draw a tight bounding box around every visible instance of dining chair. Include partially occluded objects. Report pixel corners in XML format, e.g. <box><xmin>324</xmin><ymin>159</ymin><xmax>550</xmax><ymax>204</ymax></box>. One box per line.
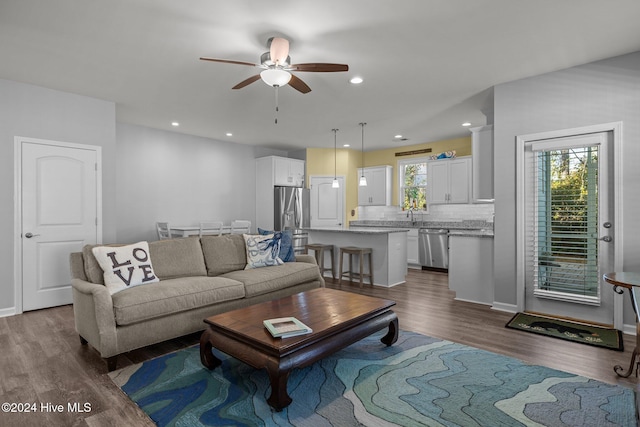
<box><xmin>230</xmin><ymin>220</ymin><xmax>251</xmax><ymax>234</ymax></box>
<box><xmin>156</xmin><ymin>222</ymin><xmax>172</xmax><ymax>240</ymax></box>
<box><xmin>199</xmin><ymin>221</ymin><xmax>224</xmax><ymax>237</ymax></box>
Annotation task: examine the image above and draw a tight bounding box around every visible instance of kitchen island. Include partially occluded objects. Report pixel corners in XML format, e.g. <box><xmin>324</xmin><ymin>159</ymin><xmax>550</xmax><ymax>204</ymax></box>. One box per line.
<box><xmin>306</xmin><ymin>227</ymin><xmax>408</xmax><ymax>287</ymax></box>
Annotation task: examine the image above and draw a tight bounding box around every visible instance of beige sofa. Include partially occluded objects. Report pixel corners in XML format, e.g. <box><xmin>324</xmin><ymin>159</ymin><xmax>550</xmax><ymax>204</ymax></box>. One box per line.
<box><xmin>69</xmin><ymin>234</ymin><xmax>325</xmax><ymax>371</ymax></box>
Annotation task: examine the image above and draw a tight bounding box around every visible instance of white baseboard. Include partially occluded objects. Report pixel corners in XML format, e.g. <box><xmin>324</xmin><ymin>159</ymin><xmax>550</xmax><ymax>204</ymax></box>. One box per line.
<box><xmin>454</xmin><ymin>297</ymin><xmax>492</xmax><ymax>306</ymax></box>
<box><xmin>491</xmin><ymin>302</ymin><xmax>518</xmax><ymax>313</ymax></box>
<box><xmin>623</xmin><ymin>323</ymin><xmax>636</xmax><ymax>336</ymax></box>
<box><xmin>0</xmin><ymin>306</ymin><xmax>17</xmax><ymax>318</ymax></box>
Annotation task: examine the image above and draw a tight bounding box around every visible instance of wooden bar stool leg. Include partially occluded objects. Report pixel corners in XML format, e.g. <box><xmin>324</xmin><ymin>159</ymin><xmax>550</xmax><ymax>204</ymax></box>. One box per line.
<box><xmin>339</xmin><ymin>250</ymin><xmax>344</xmax><ymax>285</ymax></box>
<box><xmin>368</xmin><ymin>252</ymin><xmax>373</xmax><ymax>286</ymax></box>
<box><xmin>317</xmin><ymin>248</ymin><xmax>325</xmax><ymax>279</ymax></box>
<box><xmin>359</xmin><ymin>252</ymin><xmax>364</xmax><ymax>288</ymax></box>
<box><xmin>349</xmin><ymin>253</ymin><xmax>353</xmax><ymax>284</ymax></box>
<box><xmin>329</xmin><ymin>247</ymin><xmax>336</xmax><ymax>280</ymax></box>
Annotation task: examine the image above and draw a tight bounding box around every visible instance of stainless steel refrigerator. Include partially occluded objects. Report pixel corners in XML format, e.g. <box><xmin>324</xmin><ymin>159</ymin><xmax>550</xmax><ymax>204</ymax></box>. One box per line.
<box><xmin>274</xmin><ymin>186</ymin><xmax>310</xmax><ymax>254</ymax></box>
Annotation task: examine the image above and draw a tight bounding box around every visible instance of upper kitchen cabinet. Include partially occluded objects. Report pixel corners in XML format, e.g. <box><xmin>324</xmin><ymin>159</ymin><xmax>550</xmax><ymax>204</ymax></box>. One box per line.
<box><xmin>470</xmin><ymin>125</ymin><xmax>494</xmax><ymax>202</ymax></box>
<box><xmin>357</xmin><ymin>165</ymin><xmax>393</xmax><ymax>206</ymax></box>
<box><xmin>427</xmin><ymin>157</ymin><xmax>470</xmax><ymax>204</ymax></box>
<box><xmin>258</xmin><ymin>156</ymin><xmax>305</xmax><ymax>187</ymax></box>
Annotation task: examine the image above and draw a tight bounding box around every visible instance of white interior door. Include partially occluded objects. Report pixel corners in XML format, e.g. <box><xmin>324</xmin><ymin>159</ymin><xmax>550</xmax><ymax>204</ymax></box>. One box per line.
<box><xmin>20</xmin><ymin>139</ymin><xmax>100</xmax><ymax>311</ymax></box>
<box><xmin>522</xmin><ymin>132</ymin><xmax>614</xmax><ymax>324</ymax></box>
<box><xmin>310</xmin><ymin>176</ymin><xmax>344</xmax><ymax>228</ymax></box>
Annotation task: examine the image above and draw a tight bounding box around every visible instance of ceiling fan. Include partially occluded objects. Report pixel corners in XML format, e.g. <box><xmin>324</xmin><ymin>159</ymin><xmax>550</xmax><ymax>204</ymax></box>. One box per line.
<box><xmin>200</xmin><ymin>37</ymin><xmax>349</xmax><ymax>94</ymax></box>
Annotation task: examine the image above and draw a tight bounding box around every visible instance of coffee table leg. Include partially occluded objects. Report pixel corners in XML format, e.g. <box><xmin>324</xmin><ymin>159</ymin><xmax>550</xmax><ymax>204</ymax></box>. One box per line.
<box><xmin>200</xmin><ymin>328</ymin><xmax>222</xmax><ymax>370</ymax></box>
<box><xmin>380</xmin><ymin>313</ymin><xmax>399</xmax><ymax>346</ymax></box>
<box><xmin>266</xmin><ymin>366</ymin><xmax>292</xmax><ymax>412</ymax></box>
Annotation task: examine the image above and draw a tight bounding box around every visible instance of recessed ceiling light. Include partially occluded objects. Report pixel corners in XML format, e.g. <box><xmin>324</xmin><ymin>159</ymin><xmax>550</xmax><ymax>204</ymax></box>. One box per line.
<box><xmin>394</xmin><ymin>134</ymin><xmax>403</xmax><ymax>139</ymax></box>
<box><xmin>462</xmin><ymin>122</ymin><xmax>471</xmax><ymax>127</ymax></box>
<box><xmin>226</xmin><ymin>132</ymin><xmax>233</xmax><ymax>137</ymax></box>
<box><xmin>349</xmin><ymin>76</ymin><xmax>363</xmax><ymax>84</ymax></box>
<box><xmin>171</xmin><ymin>122</ymin><xmax>180</xmax><ymax>127</ymax></box>
<box><xmin>343</xmin><ymin>144</ymin><xmax>350</xmax><ymax>147</ymax></box>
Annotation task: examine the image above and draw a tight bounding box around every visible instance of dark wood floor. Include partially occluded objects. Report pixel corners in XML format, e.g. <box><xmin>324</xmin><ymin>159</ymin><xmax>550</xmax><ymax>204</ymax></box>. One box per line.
<box><xmin>1</xmin><ymin>269</ymin><xmax>637</xmax><ymax>426</ymax></box>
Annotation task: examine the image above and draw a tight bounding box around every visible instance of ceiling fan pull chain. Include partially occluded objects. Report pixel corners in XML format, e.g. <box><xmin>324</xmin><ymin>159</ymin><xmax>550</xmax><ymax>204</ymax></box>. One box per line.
<box><xmin>274</xmin><ymin>85</ymin><xmax>279</xmax><ymax>124</ymax></box>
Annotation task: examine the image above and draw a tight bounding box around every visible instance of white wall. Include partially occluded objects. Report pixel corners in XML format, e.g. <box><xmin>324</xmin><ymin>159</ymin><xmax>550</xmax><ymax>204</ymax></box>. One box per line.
<box><xmin>0</xmin><ymin>79</ymin><xmax>116</xmax><ymax>313</ymax></box>
<box><xmin>115</xmin><ymin>123</ymin><xmax>267</xmax><ymax>242</ymax></box>
<box><xmin>493</xmin><ymin>52</ymin><xmax>640</xmax><ymax>321</ymax></box>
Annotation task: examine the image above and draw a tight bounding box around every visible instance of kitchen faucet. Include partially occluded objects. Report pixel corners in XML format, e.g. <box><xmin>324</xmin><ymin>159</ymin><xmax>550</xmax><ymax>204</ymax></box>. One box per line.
<box><xmin>407</xmin><ymin>207</ymin><xmax>415</xmax><ymax>224</ymax></box>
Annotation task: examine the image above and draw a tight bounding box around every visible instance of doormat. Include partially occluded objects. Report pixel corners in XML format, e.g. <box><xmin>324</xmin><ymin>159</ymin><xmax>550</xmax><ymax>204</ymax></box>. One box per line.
<box><xmin>506</xmin><ymin>312</ymin><xmax>624</xmax><ymax>351</ymax></box>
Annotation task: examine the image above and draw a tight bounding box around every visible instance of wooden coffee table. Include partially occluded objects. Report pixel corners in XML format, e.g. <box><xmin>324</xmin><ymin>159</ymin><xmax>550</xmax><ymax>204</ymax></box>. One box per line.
<box><xmin>199</xmin><ymin>287</ymin><xmax>398</xmax><ymax>411</ymax></box>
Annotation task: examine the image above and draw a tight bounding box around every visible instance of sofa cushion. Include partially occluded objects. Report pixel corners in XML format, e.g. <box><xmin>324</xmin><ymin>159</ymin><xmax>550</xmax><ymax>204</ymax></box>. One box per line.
<box><xmin>220</xmin><ymin>262</ymin><xmax>320</xmax><ymax>298</ymax></box>
<box><xmin>243</xmin><ymin>233</ymin><xmax>283</xmax><ymax>269</ymax></box>
<box><xmin>92</xmin><ymin>242</ymin><xmax>160</xmax><ymax>294</ymax></box>
<box><xmin>258</xmin><ymin>228</ymin><xmax>295</xmax><ymax>262</ymax></box>
<box><xmin>200</xmin><ymin>234</ymin><xmax>247</xmax><ymax>276</ymax></box>
<box><xmin>111</xmin><ymin>276</ymin><xmax>245</xmax><ymax>326</ymax></box>
<box><xmin>82</xmin><ymin>243</ymin><xmax>124</xmax><ymax>285</ymax></box>
<box><xmin>148</xmin><ymin>237</ymin><xmax>207</xmax><ymax>279</ymax></box>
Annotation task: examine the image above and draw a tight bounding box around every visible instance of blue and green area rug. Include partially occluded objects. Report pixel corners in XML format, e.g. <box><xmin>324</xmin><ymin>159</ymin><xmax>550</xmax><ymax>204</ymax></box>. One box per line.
<box><xmin>109</xmin><ymin>330</ymin><xmax>636</xmax><ymax>426</ymax></box>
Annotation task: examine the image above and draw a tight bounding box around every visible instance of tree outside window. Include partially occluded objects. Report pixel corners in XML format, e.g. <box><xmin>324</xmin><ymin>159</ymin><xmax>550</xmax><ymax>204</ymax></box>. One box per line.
<box><xmin>400</xmin><ymin>159</ymin><xmax>428</xmax><ymax>210</ymax></box>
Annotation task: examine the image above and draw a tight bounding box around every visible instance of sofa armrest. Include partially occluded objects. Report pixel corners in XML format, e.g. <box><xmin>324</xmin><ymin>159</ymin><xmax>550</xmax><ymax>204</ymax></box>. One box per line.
<box><xmin>294</xmin><ymin>254</ymin><xmax>317</xmax><ymax>265</ymax></box>
<box><xmin>71</xmin><ymin>278</ymin><xmax>119</xmax><ymax>358</ymax></box>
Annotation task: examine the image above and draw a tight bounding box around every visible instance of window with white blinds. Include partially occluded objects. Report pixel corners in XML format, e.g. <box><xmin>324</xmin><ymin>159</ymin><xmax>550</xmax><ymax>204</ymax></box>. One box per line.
<box><xmin>530</xmin><ymin>145</ymin><xmax>599</xmax><ymax>299</ymax></box>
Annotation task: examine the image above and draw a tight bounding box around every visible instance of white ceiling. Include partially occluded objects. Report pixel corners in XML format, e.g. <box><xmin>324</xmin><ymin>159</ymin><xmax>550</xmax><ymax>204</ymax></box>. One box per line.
<box><xmin>2</xmin><ymin>0</ymin><xmax>639</xmax><ymax>151</ymax></box>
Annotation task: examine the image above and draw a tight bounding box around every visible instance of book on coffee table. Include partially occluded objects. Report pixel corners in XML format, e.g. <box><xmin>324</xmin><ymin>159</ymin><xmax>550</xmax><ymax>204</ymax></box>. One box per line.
<box><xmin>263</xmin><ymin>317</ymin><xmax>312</xmax><ymax>338</ymax></box>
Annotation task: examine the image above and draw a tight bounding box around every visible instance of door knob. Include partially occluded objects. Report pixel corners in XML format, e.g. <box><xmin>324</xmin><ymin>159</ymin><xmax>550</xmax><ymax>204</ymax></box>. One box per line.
<box><xmin>24</xmin><ymin>232</ymin><xmax>40</xmax><ymax>238</ymax></box>
<box><xmin>599</xmin><ymin>236</ymin><xmax>612</xmax><ymax>242</ymax></box>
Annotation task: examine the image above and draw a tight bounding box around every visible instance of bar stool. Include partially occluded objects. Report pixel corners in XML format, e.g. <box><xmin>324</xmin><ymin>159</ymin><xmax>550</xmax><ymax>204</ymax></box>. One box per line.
<box><xmin>305</xmin><ymin>243</ymin><xmax>336</xmax><ymax>280</ymax></box>
<box><xmin>339</xmin><ymin>246</ymin><xmax>373</xmax><ymax>288</ymax></box>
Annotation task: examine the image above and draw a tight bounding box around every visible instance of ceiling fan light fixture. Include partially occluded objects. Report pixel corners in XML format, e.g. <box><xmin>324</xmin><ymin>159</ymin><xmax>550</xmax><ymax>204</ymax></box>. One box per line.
<box><xmin>260</xmin><ymin>69</ymin><xmax>292</xmax><ymax>87</ymax></box>
<box><xmin>269</xmin><ymin>37</ymin><xmax>290</xmax><ymax>65</ymax></box>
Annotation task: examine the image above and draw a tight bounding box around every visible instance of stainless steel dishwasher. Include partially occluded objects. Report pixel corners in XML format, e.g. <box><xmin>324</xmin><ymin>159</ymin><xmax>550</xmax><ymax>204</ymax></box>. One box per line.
<box><xmin>419</xmin><ymin>229</ymin><xmax>449</xmax><ymax>270</ymax></box>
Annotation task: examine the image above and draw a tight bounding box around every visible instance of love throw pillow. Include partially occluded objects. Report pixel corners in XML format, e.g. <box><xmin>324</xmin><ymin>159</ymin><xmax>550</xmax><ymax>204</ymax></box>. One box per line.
<box><xmin>257</xmin><ymin>228</ymin><xmax>295</xmax><ymax>262</ymax></box>
<box><xmin>92</xmin><ymin>241</ymin><xmax>159</xmax><ymax>294</ymax></box>
<box><xmin>243</xmin><ymin>234</ymin><xmax>284</xmax><ymax>269</ymax></box>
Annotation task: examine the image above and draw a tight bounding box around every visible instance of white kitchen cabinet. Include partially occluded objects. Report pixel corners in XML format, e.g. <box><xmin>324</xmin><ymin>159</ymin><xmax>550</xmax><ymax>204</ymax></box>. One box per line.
<box><xmin>470</xmin><ymin>125</ymin><xmax>494</xmax><ymax>202</ymax></box>
<box><xmin>256</xmin><ymin>156</ymin><xmax>306</xmax><ymax>231</ymax></box>
<box><xmin>407</xmin><ymin>228</ymin><xmax>420</xmax><ymax>268</ymax></box>
<box><xmin>427</xmin><ymin>157</ymin><xmax>470</xmax><ymax>204</ymax></box>
<box><xmin>272</xmin><ymin>156</ymin><xmax>305</xmax><ymax>187</ymax></box>
<box><xmin>448</xmin><ymin>234</ymin><xmax>494</xmax><ymax>305</ymax></box>
<box><xmin>357</xmin><ymin>165</ymin><xmax>392</xmax><ymax>206</ymax></box>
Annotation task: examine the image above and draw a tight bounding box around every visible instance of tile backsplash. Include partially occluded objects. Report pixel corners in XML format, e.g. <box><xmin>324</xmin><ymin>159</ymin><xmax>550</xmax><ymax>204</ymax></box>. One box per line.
<box><xmin>357</xmin><ymin>203</ymin><xmax>494</xmax><ymax>223</ymax></box>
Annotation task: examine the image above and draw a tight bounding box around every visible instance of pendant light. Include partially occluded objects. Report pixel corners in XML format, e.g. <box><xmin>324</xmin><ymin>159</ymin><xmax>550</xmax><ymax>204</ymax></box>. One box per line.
<box><xmin>359</xmin><ymin>122</ymin><xmax>368</xmax><ymax>186</ymax></box>
<box><xmin>332</xmin><ymin>129</ymin><xmax>340</xmax><ymax>188</ymax></box>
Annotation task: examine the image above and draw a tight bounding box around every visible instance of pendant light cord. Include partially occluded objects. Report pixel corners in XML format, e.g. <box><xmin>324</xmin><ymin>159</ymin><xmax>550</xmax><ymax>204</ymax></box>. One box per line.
<box><xmin>332</xmin><ymin>128</ymin><xmax>338</xmax><ymax>179</ymax></box>
<box><xmin>360</xmin><ymin>122</ymin><xmax>366</xmax><ymax>176</ymax></box>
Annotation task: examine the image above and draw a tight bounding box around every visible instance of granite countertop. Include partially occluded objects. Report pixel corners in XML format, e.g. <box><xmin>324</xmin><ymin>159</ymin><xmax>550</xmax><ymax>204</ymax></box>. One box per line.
<box><xmin>448</xmin><ymin>229</ymin><xmax>494</xmax><ymax>238</ymax></box>
<box><xmin>305</xmin><ymin>227</ymin><xmax>409</xmax><ymax>235</ymax></box>
<box><xmin>349</xmin><ymin>219</ymin><xmax>494</xmax><ymax>238</ymax></box>
<box><xmin>350</xmin><ymin>219</ymin><xmax>492</xmax><ymax>230</ymax></box>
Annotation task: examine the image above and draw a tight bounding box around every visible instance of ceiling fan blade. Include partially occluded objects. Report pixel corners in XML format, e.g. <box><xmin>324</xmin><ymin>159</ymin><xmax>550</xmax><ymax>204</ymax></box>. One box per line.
<box><xmin>269</xmin><ymin>37</ymin><xmax>290</xmax><ymax>66</ymax></box>
<box><xmin>232</xmin><ymin>74</ymin><xmax>262</xmax><ymax>89</ymax></box>
<box><xmin>288</xmin><ymin>74</ymin><xmax>311</xmax><ymax>94</ymax></box>
<box><xmin>290</xmin><ymin>63</ymin><xmax>349</xmax><ymax>72</ymax></box>
<box><xmin>200</xmin><ymin>57</ymin><xmax>257</xmax><ymax>67</ymax></box>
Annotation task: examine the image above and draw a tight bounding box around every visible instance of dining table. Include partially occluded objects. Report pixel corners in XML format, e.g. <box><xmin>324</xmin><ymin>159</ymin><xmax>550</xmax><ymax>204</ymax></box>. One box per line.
<box><xmin>603</xmin><ymin>271</ymin><xmax>640</xmax><ymax>378</ymax></box>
